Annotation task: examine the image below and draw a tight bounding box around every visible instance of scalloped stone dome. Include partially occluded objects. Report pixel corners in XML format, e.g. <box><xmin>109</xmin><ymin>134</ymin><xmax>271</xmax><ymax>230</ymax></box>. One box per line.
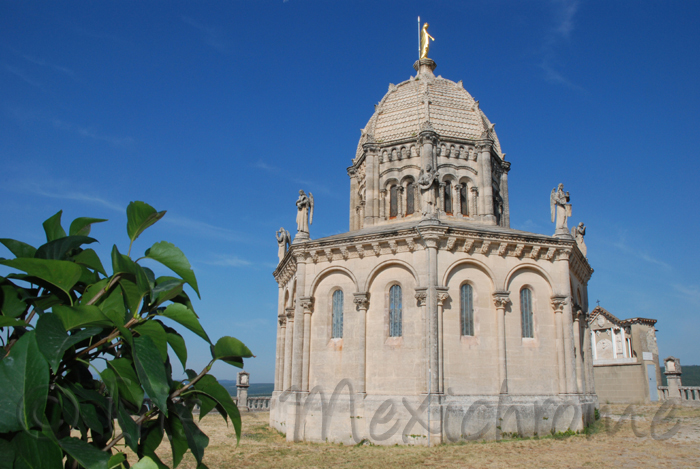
<box><xmin>355</xmin><ymin>61</ymin><xmax>503</xmax><ymax>161</ymax></box>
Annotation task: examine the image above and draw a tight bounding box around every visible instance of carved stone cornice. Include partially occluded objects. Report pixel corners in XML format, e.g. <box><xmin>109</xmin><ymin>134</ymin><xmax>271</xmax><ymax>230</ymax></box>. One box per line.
<box><xmin>493</xmin><ymin>291</ymin><xmax>511</xmax><ymax>309</ymax></box>
<box><xmin>353</xmin><ymin>292</ymin><xmax>369</xmax><ymax>311</ymax></box>
<box><xmin>551</xmin><ymin>296</ymin><xmax>568</xmax><ymax>313</ymax></box>
<box><xmin>300</xmin><ymin>297</ymin><xmax>314</xmax><ymax>314</ymax></box>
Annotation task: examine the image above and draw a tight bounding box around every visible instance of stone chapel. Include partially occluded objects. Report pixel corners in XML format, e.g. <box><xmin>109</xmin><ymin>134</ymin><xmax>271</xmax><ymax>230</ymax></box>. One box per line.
<box><xmin>270</xmin><ymin>54</ymin><xmax>596</xmax><ymax>445</ymax></box>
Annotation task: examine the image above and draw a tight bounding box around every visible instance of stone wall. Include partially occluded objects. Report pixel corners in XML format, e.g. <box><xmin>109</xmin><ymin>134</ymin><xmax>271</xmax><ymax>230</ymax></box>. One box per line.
<box><xmin>593</xmin><ymin>363</ymin><xmax>647</xmax><ymax>403</ymax></box>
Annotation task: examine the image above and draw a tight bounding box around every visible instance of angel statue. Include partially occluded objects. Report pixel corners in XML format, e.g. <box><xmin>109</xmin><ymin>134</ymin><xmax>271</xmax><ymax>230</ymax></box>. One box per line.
<box><xmin>276</xmin><ymin>227</ymin><xmax>291</xmax><ymax>261</ymax></box>
<box><xmin>420</xmin><ymin>22</ymin><xmax>435</xmax><ymax>59</ymax></box>
<box><xmin>571</xmin><ymin>222</ymin><xmax>587</xmax><ymax>257</ymax></box>
<box><xmin>550</xmin><ymin>183</ymin><xmax>571</xmax><ymax>237</ymax></box>
<box><xmin>296</xmin><ymin>190</ymin><xmax>314</xmax><ymax>234</ymax></box>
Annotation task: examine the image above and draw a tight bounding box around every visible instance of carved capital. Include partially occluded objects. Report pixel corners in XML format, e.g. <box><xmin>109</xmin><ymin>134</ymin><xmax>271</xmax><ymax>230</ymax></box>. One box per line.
<box><xmin>551</xmin><ymin>296</ymin><xmax>568</xmax><ymax>313</ymax></box>
<box><xmin>278</xmin><ymin>312</ymin><xmax>287</xmax><ymax>326</ymax></box>
<box><xmin>415</xmin><ymin>289</ymin><xmax>428</xmax><ymax>307</ymax></box>
<box><xmin>557</xmin><ymin>249</ymin><xmax>572</xmax><ymax>261</ymax></box>
<box><xmin>285</xmin><ymin>307</ymin><xmax>295</xmax><ymax>320</ymax></box>
<box><xmin>493</xmin><ymin>292</ymin><xmax>511</xmax><ymax>310</ymax></box>
<box><xmin>353</xmin><ymin>292</ymin><xmax>369</xmax><ymax>311</ymax></box>
<box><xmin>437</xmin><ymin>290</ymin><xmax>450</xmax><ymax>306</ymax></box>
<box><xmin>300</xmin><ymin>297</ymin><xmax>314</xmax><ymax>313</ymax></box>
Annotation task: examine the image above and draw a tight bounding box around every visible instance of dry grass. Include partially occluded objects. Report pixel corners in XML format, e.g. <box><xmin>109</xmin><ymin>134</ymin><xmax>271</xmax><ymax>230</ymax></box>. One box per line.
<box><xmin>121</xmin><ymin>403</ymin><xmax>700</xmax><ymax>468</ymax></box>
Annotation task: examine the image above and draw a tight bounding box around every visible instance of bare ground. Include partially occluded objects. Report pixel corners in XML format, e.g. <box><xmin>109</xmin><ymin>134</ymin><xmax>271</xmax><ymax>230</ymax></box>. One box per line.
<box><xmin>122</xmin><ymin>403</ymin><xmax>700</xmax><ymax>468</ymax></box>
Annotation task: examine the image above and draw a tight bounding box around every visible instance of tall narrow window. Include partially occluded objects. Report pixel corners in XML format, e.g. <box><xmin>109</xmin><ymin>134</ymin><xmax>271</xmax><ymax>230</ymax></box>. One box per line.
<box><xmin>460</xmin><ymin>284</ymin><xmax>474</xmax><ymax>336</ymax></box>
<box><xmin>406</xmin><ymin>182</ymin><xmax>415</xmax><ymax>215</ymax></box>
<box><xmin>389</xmin><ymin>185</ymin><xmax>398</xmax><ymax>218</ymax></box>
<box><xmin>444</xmin><ymin>181</ymin><xmax>452</xmax><ymax>214</ymax></box>
<box><xmin>332</xmin><ymin>290</ymin><xmax>343</xmax><ymax>338</ymax></box>
<box><xmin>460</xmin><ymin>185</ymin><xmax>468</xmax><ymax>216</ymax></box>
<box><xmin>389</xmin><ymin>285</ymin><xmax>402</xmax><ymax>337</ymax></box>
<box><xmin>521</xmin><ymin>288</ymin><xmax>534</xmax><ymax>338</ymax></box>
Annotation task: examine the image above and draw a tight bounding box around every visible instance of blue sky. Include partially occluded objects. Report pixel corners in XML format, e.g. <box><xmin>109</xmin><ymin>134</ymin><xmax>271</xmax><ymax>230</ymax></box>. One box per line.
<box><xmin>1</xmin><ymin>1</ymin><xmax>699</xmax><ymax>382</ymax></box>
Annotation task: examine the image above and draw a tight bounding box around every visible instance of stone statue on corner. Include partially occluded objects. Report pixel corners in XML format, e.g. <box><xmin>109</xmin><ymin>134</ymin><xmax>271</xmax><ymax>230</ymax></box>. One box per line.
<box><xmin>571</xmin><ymin>222</ymin><xmax>587</xmax><ymax>257</ymax></box>
<box><xmin>550</xmin><ymin>183</ymin><xmax>572</xmax><ymax>237</ymax></box>
<box><xmin>276</xmin><ymin>227</ymin><xmax>291</xmax><ymax>261</ymax></box>
<box><xmin>296</xmin><ymin>190</ymin><xmax>313</xmax><ymax>234</ymax></box>
<box><xmin>417</xmin><ymin>164</ymin><xmax>439</xmax><ymax>217</ymax></box>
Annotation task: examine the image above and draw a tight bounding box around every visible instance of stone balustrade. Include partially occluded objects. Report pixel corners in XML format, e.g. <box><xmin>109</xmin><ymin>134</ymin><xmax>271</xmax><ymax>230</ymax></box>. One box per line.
<box><xmin>658</xmin><ymin>385</ymin><xmax>700</xmax><ymax>404</ymax></box>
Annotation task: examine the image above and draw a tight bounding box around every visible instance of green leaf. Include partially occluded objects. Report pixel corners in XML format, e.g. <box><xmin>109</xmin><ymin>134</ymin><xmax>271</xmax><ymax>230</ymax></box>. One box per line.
<box><xmin>0</xmin><ymin>316</ymin><xmax>28</xmax><ymax>328</ymax></box>
<box><xmin>0</xmin><ymin>439</ymin><xmax>15</xmax><ymax>469</ymax></box>
<box><xmin>0</xmin><ymin>238</ymin><xmax>37</xmax><ymax>258</ymax></box>
<box><xmin>160</xmin><ymin>303</ymin><xmax>210</xmax><ymax>343</ymax></box>
<box><xmin>120</xmin><ymin>279</ymin><xmax>144</xmax><ymax>317</ymax></box>
<box><xmin>72</xmin><ymin>248</ymin><xmax>107</xmax><ymax>276</ymax></box>
<box><xmin>108</xmin><ymin>359</ymin><xmax>144</xmax><ymax>408</ymax></box>
<box><xmin>212</xmin><ymin>336</ymin><xmax>253</xmax><ymax>367</ymax></box>
<box><xmin>193</xmin><ymin>375</ymin><xmax>242</xmax><ymax>442</ymax></box>
<box><xmin>0</xmin><ymin>258</ymin><xmax>82</xmax><ymax>298</ymax></box>
<box><xmin>36</xmin><ymin>313</ymin><xmax>102</xmax><ymax>372</ymax></box>
<box><xmin>165</xmin><ymin>413</ymin><xmax>189</xmax><ymax>468</ymax></box>
<box><xmin>42</xmin><ymin>210</ymin><xmax>66</xmax><ymax>242</ymax></box>
<box><xmin>171</xmin><ymin>403</ymin><xmax>209</xmax><ymax>465</ymax></box>
<box><xmin>127</xmin><ymin>202</ymin><xmax>166</xmax><ymax>244</ymax></box>
<box><xmin>0</xmin><ymin>284</ymin><xmax>27</xmax><ymax>318</ymax></box>
<box><xmin>117</xmin><ymin>402</ymin><xmax>139</xmax><ymax>453</ymax></box>
<box><xmin>134</xmin><ymin>320</ymin><xmax>168</xmax><ymax>361</ymax></box>
<box><xmin>151</xmin><ymin>277</ymin><xmax>184</xmax><ymax>307</ymax></box>
<box><xmin>79</xmin><ymin>402</ymin><xmax>103</xmax><ymax>434</ymax></box>
<box><xmin>0</xmin><ymin>331</ymin><xmax>49</xmax><ymax>433</ymax></box>
<box><xmin>59</xmin><ymin>436</ymin><xmax>110</xmax><ymax>469</ymax></box>
<box><xmin>165</xmin><ymin>327</ymin><xmax>187</xmax><ymax>371</ymax></box>
<box><xmin>112</xmin><ymin>245</ymin><xmax>151</xmax><ymax>304</ymax></box>
<box><xmin>54</xmin><ymin>304</ymin><xmax>112</xmax><ymax>330</ymax></box>
<box><xmin>100</xmin><ymin>286</ymin><xmax>127</xmax><ymax>325</ymax></box>
<box><xmin>132</xmin><ymin>456</ymin><xmax>160</xmax><ymax>469</ymax></box>
<box><xmin>108</xmin><ymin>452</ymin><xmax>127</xmax><ymax>469</ymax></box>
<box><xmin>81</xmin><ymin>277</ymin><xmax>110</xmax><ymax>305</ymax></box>
<box><xmin>145</xmin><ymin>241</ymin><xmax>199</xmax><ymax>298</ymax></box>
<box><xmin>133</xmin><ymin>335</ymin><xmax>169</xmax><ymax>415</ymax></box>
<box><xmin>35</xmin><ymin>236</ymin><xmax>97</xmax><ymax>260</ymax></box>
<box><xmin>12</xmin><ymin>430</ymin><xmax>63</xmax><ymax>469</ymax></box>
<box><xmin>69</xmin><ymin>217</ymin><xmax>108</xmax><ymax>237</ymax></box>
<box><xmin>138</xmin><ymin>421</ymin><xmax>168</xmax><ymax>469</ymax></box>
<box><xmin>100</xmin><ymin>367</ymin><xmax>119</xmax><ymax>403</ymax></box>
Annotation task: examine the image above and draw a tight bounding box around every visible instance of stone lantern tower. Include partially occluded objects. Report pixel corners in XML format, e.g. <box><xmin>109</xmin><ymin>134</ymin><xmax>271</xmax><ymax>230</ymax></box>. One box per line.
<box><xmin>664</xmin><ymin>356</ymin><xmax>682</xmax><ymax>400</ymax></box>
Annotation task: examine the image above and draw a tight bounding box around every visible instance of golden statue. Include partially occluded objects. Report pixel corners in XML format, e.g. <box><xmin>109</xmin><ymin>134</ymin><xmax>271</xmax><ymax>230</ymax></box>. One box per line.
<box><xmin>420</xmin><ymin>22</ymin><xmax>435</xmax><ymax>59</ymax></box>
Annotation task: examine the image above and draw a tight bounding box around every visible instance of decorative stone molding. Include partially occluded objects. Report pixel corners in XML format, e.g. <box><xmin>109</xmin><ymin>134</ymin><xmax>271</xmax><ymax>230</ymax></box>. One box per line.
<box><xmin>353</xmin><ymin>292</ymin><xmax>369</xmax><ymax>311</ymax></box>
<box><xmin>308</xmin><ymin>250</ymin><xmax>319</xmax><ymax>264</ymax></box>
<box><xmin>530</xmin><ymin>245</ymin><xmax>542</xmax><ymax>260</ymax></box>
<box><xmin>463</xmin><ymin>238</ymin><xmax>475</xmax><ymax>254</ymax></box>
<box><xmin>340</xmin><ymin>246</ymin><xmax>349</xmax><ymax>260</ymax></box>
<box><xmin>497</xmin><ymin>242</ymin><xmax>508</xmax><ymax>257</ymax></box>
<box><xmin>278</xmin><ymin>312</ymin><xmax>287</xmax><ymax>326</ymax></box>
<box><xmin>445</xmin><ymin>237</ymin><xmax>457</xmax><ymax>251</ymax></box>
<box><xmin>355</xmin><ymin>245</ymin><xmax>365</xmax><ymax>259</ymax></box>
<box><xmin>544</xmin><ymin>247</ymin><xmax>556</xmax><ymax>261</ymax></box>
<box><xmin>285</xmin><ymin>307</ymin><xmax>295</xmax><ymax>319</ymax></box>
<box><xmin>388</xmin><ymin>240</ymin><xmax>398</xmax><ymax>254</ymax></box>
<box><xmin>513</xmin><ymin>244</ymin><xmax>525</xmax><ymax>258</ymax></box>
<box><xmin>372</xmin><ymin>242</ymin><xmax>381</xmax><ymax>257</ymax></box>
<box><xmin>557</xmin><ymin>249</ymin><xmax>572</xmax><ymax>261</ymax></box>
<box><xmin>493</xmin><ymin>292</ymin><xmax>511</xmax><ymax>309</ymax></box>
<box><xmin>415</xmin><ymin>289</ymin><xmax>428</xmax><ymax>307</ymax></box>
<box><xmin>300</xmin><ymin>297</ymin><xmax>314</xmax><ymax>314</ymax></box>
<box><xmin>324</xmin><ymin>248</ymin><xmax>334</xmax><ymax>262</ymax></box>
<box><xmin>406</xmin><ymin>238</ymin><xmax>417</xmax><ymax>252</ymax></box>
<box><xmin>551</xmin><ymin>296</ymin><xmax>568</xmax><ymax>313</ymax></box>
<box><xmin>480</xmin><ymin>240</ymin><xmax>491</xmax><ymax>255</ymax></box>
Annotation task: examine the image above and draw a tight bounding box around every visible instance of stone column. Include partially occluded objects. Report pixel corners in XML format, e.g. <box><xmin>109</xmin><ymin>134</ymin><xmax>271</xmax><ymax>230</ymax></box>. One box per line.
<box><xmin>291</xmin><ymin>257</ymin><xmax>307</xmax><ymax>391</ymax></box>
<box><xmin>276</xmin><ymin>312</ymin><xmax>286</xmax><ymax>391</ymax></box>
<box><xmin>478</xmin><ymin>143</ymin><xmax>495</xmax><ymax>223</ymax></box>
<box><xmin>552</xmin><ymin>296</ymin><xmax>567</xmax><ymax>395</ymax></box>
<box><xmin>501</xmin><ymin>161</ymin><xmax>511</xmax><ymax>228</ymax></box>
<box><xmin>573</xmin><ymin>310</ymin><xmax>585</xmax><ymax>394</ymax></box>
<box><xmin>349</xmin><ymin>168</ymin><xmax>358</xmax><ymax>230</ymax></box>
<box><xmin>415</xmin><ymin>289</ymin><xmax>428</xmax><ymax>393</ymax></box>
<box><xmin>454</xmin><ymin>183</ymin><xmax>462</xmax><ymax>216</ymax></box>
<box><xmin>398</xmin><ymin>185</ymin><xmax>405</xmax><ymax>217</ymax></box>
<box><xmin>283</xmin><ymin>307</ymin><xmax>294</xmax><ymax>391</ymax></box>
<box><xmin>470</xmin><ymin>187</ymin><xmax>478</xmax><ymax>218</ymax></box>
<box><xmin>620</xmin><ymin>327</ymin><xmax>627</xmax><ymax>358</ymax></box>
<box><xmin>493</xmin><ymin>292</ymin><xmax>511</xmax><ymax>394</ymax></box>
<box><xmin>363</xmin><ymin>139</ymin><xmax>379</xmax><ymax>226</ymax></box>
<box><xmin>438</xmin><ymin>182</ymin><xmax>445</xmax><ymax>214</ymax></box>
<box><xmin>300</xmin><ymin>297</ymin><xmax>314</xmax><ymax>392</ymax></box>
<box><xmin>437</xmin><ymin>289</ymin><xmax>449</xmax><ymax>394</ymax></box>
<box><xmin>380</xmin><ymin>189</ymin><xmax>387</xmax><ymax>219</ymax></box>
<box><xmin>422</xmin><ymin>234</ymin><xmax>440</xmax><ymax>395</ymax></box>
<box><xmin>353</xmin><ymin>293</ymin><xmax>370</xmax><ymax>394</ymax></box>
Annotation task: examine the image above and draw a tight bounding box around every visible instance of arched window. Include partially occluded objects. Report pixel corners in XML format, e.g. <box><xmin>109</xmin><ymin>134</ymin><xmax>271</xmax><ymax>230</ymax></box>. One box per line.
<box><xmin>444</xmin><ymin>181</ymin><xmax>452</xmax><ymax>214</ymax></box>
<box><xmin>521</xmin><ymin>288</ymin><xmax>534</xmax><ymax>338</ymax></box>
<box><xmin>460</xmin><ymin>185</ymin><xmax>468</xmax><ymax>216</ymax></box>
<box><xmin>460</xmin><ymin>284</ymin><xmax>474</xmax><ymax>336</ymax></box>
<box><xmin>332</xmin><ymin>290</ymin><xmax>343</xmax><ymax>338</ymax></box>
<box><xmin>406</xmin><ymin>182</ymin><xmax>415</xmax><ymax>215</ymax></box>
<box><xmin>389</xmin><ymin>185</ymin><xmax>398</xmax><ymax>218</ymax></box>
<box><xmin>389</xmin><ymin>285</ymin><xmax>402</xmax><ymax>337</ymax></box>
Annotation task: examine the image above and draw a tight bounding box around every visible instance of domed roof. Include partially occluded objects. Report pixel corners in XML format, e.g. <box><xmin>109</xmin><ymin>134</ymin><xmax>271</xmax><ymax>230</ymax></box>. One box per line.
<box><xmin>355</xmin><ymin>61</ymin><xmax>503</xmax><ymax>161</ymax></box>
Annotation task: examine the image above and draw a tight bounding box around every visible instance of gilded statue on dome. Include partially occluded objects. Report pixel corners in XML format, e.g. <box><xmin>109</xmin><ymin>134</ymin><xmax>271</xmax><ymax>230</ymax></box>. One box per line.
<box><xmin>420</xmin><ymin>22</ymin><xmax>435</xmax><ymax>59</ymax></box>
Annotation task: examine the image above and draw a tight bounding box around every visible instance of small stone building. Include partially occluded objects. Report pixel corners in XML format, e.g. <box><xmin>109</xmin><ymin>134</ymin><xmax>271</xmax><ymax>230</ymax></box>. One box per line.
<box><xmin>589</xmin><ymin>306</ymin><xmax>661</xmax><ymax>403</ymax></box>
<box><xmin>270</xmin><ymin>56</ymin><xmax>597</xmax><ymax>445</ymax></box>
